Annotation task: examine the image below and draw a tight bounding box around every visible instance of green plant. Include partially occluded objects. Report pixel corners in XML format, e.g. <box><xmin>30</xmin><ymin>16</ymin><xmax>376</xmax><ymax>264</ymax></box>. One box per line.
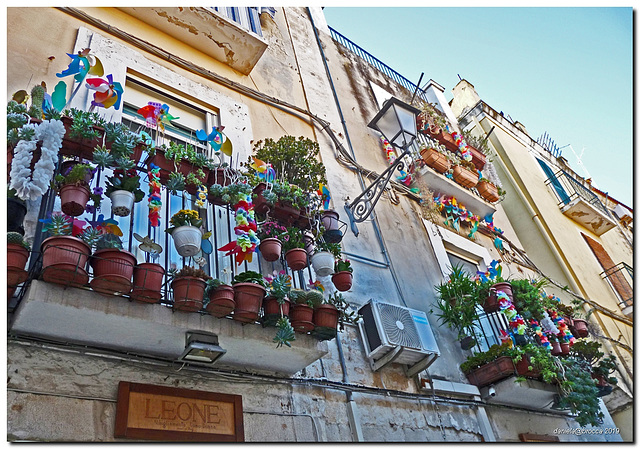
<box><xmin>557</xmin><ymin>358</ymin><xmax>604</xmax><ymax>427</ymax></box>
<box><xmin>103</xmin><ymin>122</ymin><xmax>143</xmax><ymax>159</ymax></box>
<box><xmin>326</xmin><ymin>292</ymin><xmax>360</xmax><ymax>331</ymax></box>
<box><xmin>166</xmin><ymin>209</ymin><xmax>202</xmax><ymax>234</ymax></box>
<box><xmin>105</xmin><ymin>158</ymin><xmax>144</xmax><ymax>202</ymax></box>
<box><xmin>40</xmin><ymin>212</ymin><xmax>73</xmax><ymax>236</ymax></box>
<box><xmin>510</xmin><ymin>278</ymin><xmax>548</xmax><ymax>321</ymax></box>
<box><xmin>63</xmin><ymin>108</ymin><xmax>106</xmax><ymax>140</ymax></box>
<box><xmin>166</xmin><ymin>172</ymin><xmax>186</xmax><ymax>194</ymax></box>
<box><xmin>306</xmin><ymin>290</ymin><xmax>324</xmax><ymax>308</ymax></box>
<box><xmin>257</xmin><ymin>221</ymin><xmax>287</xmax><ymax>241</ymax></box>
<box><xmin>8</xmin><ymin>232</ymin><xmax>30</xmax><ymax>250</ymax></box>
<box><xmin>512</xmin><ymin>343</ymin><xmax>559</xmax><ymax>384</ymax></box>
<box><xmin>314</xmin><ymin>240</ymin><xmax>341</xmax><ymax>258</ymax></box>
<box><xmin>95</xmin><ymin>233</ymin><xmax>124</xmax><ymax>250</ymax></box>
<box><xmin>461</xmin><ymin>129</ymin><xmax>488</xmax><ymax>154</ymax></box>
<box><xmin>420</xmin><ymin>102</ymin><xmax>448</xmax><ymax>130</ymax></box>
<box><xmin>246</xmin><ymin>136</ymin><xmax>327</xmax><ymax>193</ymax></box>
<box><xmin>274</xmin><ymin>316</ymin><xmax>296</xmax><ymax>348</ymax></box>
<box><xmin>335</xmin><ymin>258</ymin><xmax>352</xmax><ymax>273</ymax></box>
<box><xmin>267</xmin><ymin>273</ymin><xmax>292</xmax><ymax>305</ymax></box>
<box><xmin>54</xmin><ymin>163</ymin><xmax>95</xmax><ymax>190</ymax></box>
<box><xmin>232</xmin><ymin>270</ymin><xmax>266</xmax><ymax>288</ymax></box>
<box><xmin>433</xmin><ymin>266</ymin><xmax>479</xmax><ymax>343</ymax></box>
<box><xmin>289</xmin><ymin>288</ymin><xmax>311</xmax><ymax>305</ymax></box>
<box><xmin>570</xmin><ymin>339</ymin><xmax>618</xmax><ymax>385</ymax></box>
<box><xmin>172</xmin><ymin>265</ymin><xmax>211</xmax><ymax>280</ymax></box>
<box><xmin>282</xmin><ymin>227</ymin><xmax>305</xmax><ymax>252</ymax></box>
<box><xmin>221</xmin><ymin>183</ymin><xmax>253</xmax><ymax>205</ymax></box>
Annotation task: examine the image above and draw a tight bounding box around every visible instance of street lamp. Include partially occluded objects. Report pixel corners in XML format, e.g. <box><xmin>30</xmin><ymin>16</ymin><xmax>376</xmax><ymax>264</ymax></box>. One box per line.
<box><xmin>344</xmin><ymin>97</ymin><xmax>420</xmax><ymax>236</ymax></box>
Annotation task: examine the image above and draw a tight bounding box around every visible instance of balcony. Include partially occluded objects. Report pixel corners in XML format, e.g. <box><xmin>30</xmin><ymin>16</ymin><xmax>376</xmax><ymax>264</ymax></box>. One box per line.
<box><xmin>544</xmin><ymin>170</ymin><xmax>616</xmax><ymax>236</ymax></box>
<box><xmin>601</xmin><ymin>262</ymin><xmax>633</xmax><ymax>318</ymax></box>
<box><xmin>117</xmin><ymin>7</ymin><xmax>268</xmax><ymax>75</ymax></box>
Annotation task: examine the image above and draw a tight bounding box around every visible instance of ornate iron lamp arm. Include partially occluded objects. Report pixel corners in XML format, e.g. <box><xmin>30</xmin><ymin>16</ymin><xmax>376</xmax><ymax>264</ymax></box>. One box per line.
<box><xmin>344</xmin><ymin>146</ymin><xmax>411</xmax><ymax>236</ymax></box>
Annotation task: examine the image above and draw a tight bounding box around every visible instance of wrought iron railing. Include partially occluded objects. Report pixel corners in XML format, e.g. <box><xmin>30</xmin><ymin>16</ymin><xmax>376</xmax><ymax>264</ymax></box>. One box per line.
<box><xmin>544</xmin><ymin>169</ymin><xmax>612</xmax><ymax>217</ymax></box>
<box><xmin>328</xmin><ymin>27</ymin><xmax>429</xmax><ymax>103</ymax></box>
<box><xmin>600</xmin><ymin>262</ymin><xmax>633</xmax><ymax>308</ymax></box>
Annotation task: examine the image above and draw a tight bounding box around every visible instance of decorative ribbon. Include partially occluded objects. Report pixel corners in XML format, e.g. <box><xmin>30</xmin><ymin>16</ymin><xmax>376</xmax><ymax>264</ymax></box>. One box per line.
<box><xmin>217</xmin><ymin>191</ymin><xmax>260</xmax><ymax>265</ymax></box>
<box><xmin>147</xmin><ymin>163</ymin><xmax>162</xmax><ymax>227</ymax></box>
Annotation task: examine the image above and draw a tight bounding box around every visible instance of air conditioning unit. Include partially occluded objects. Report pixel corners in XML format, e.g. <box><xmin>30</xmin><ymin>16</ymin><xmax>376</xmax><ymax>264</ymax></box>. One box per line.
<box><xmin>358</xmin><ymin>299</ymin><xmax>440</xmax><ymax>376</ymax></box>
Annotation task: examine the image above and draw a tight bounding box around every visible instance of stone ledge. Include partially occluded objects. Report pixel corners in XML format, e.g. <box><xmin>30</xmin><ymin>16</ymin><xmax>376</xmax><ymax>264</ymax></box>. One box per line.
<box><xmin>10</xmin><ymin>281</ymin><xmax>328</xmax><ymax>376</ymax></box>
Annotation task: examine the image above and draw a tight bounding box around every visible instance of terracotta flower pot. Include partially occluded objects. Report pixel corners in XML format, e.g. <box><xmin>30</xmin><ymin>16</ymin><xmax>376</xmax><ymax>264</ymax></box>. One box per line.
<box><xmin>41</xmin><ymin>236</ymin><xmax>91</xmax><ymax>287</ymax></box>
<box><xmin>332</xmin><ymin>271</ymin><xmax>353</xmax><ymax>292</ymax></box>
<box><xmin>460</xmin><ymin>335</ymin><xmax>477</xmax><ymax>350</ymax></box>
<box><xmin>303</xmin><ymin>231</ymin><xmax>315</xmax><ymax>255</ymax></box>
<box><xmin>452</xmin><ymin>165</ymin><xmax>479</xmax><ymax>189</ymax></box>
<box><xmin>259</xmin><ymin>238</ymin><xmax>282</xmax><ymax>262</ymax></box>
<box><xmin>570</xmin><ymin>319</ymin><xmax>589</xmax><ymax>338</ymax></box>
<box><xmin>232</xmin><ymin>282</ymin><xmax>266</xmax><ymax>323</ymax></box>
<box><xmin>208</xmin><ymin>168</ymin><xmax>235</xmax><ymax>187</ymax></box>
<box><xmin>251</xmin><ymin>183</ymin><xmax>271</xmax><ymax>215</ymax></box>
<box><xmin>60</xmin><ymin>184</ymin><xmax>91</xmax><ymax>217</ymax></box>
<box><xmin>90</xmin><ymin>248</ymin><xmax>137</xmax><ymax>295</ymax></box>
<box><xmin>290</xmin><ymin>303</ymin><xmax>315</xmax><ymax>333</ymax></box>
<box><xmin>313</xmin><ymin>304</ymin><xmax>339</xmax><ymax>330</ymax></box>
<box><xmin>285</xmin><ymin>248</ymin><xmax>308</xmax><ymax>271</ymax></box>
<box><xmin>420</xmin><ymin>147</ymin><xmax>451</xmax><ymax>174</ymax></box>
<box><xmin>171</xmin><ymin>276</ymin><xmax>206</xmax><ymax>312</ymax></box>
<box><xmin>262</xmin><ymin>296</ymin><xmax>291</xmax><ymax>326</ymax></box>
<box><xmin>560</xmin><ymin>342</ymin><xmax>570</xmax><ymax>356</ymax></box>
<box><xmin>476</xmin><ymin>180</ymin><xmax>500</xmax><ymax>203</ymax></box>
<box><xmin>7</xmin><ymin>243</ymin><xmax>30</xmax><ymax>287</ymax></box>
<box><xmin>515</xmin><ymin>356</ymin><xmax>541</xmax><ymax>379</ymax></box>
<box><xmin>550</xmin><ymin>341</ymin><xmax>562</xmax><ymax>356</ymax></box>
<box><xmin>466</xmin><ymin>145</ymin><xmax>487</xmax><ymax>171</ymax></box>
<box><xmin>484</xmin><ymin>282</ymin><xmax>513</xmax><ymax>313</ymax></box>
<box><xmin>206</xmin><ymin>284</ymin><xmax>236</xmax><ymax>318</ymax></box>
<box><xmin>273</xmin><ymin>201</ymin><xmax>300</xmax><ymax>226</ymax></box>
<box><xmin>131</xmin><ymin>263</ymin><xmax>165</xmax><ymax>303</ymax></box>
<box><xmin>465</xmin><ymin>356</ymin><xmax>515</xmax><ymax>388</ymax></box>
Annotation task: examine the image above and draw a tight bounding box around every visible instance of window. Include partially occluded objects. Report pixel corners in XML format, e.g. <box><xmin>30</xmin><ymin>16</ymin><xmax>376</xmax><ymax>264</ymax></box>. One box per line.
<box><xmin>536</xmin><ymin>157</ymin><xmax>570</xmax><ymax>205</ymax></box>
<box><xmin>211</xmin><ymin>7</ymin><xmax>264</xmax><ymax>36</ymax></box>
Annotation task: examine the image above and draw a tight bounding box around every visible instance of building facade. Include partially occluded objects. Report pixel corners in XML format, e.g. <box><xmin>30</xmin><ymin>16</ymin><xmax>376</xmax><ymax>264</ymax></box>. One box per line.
<box><xmin>7</xmin><ymin>7</ymin><xmax>630</xmax><ymax>442</ymax></box>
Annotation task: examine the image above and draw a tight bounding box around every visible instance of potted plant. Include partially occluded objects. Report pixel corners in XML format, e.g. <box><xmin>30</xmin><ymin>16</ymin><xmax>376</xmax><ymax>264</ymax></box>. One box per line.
<box><xmin>289</xmin><ymin>289</ymin><xmax>316</xmax><ymax>333</ymax></box>
<box><xmin>7</xmin><ymin>188</ymin><xmax>28</xmax><ymax>235</ymax></box>
<box><xmin>512</xmin><ymin>343</ymin><xmax>559</xmax><ymax>383</ymax></box>
<box><xmin>104</xmin><ymin>157</ymin><xmax>144</xmax><ymax>217</ymax></box>
<box><xmin>509</xmin><ymin>278</ymin><xmax>547</xmax><ymax>321</ymax></box>
<box><xmin>332</xmin><ymin>258</ymin><xmax>353</xmax><ymax>292</ymax></box>
<box><xmin>231</xmin><ymin>270</ymin><xmax>267</xmax><ymax>323</ymax></box>
<box><xmin>205</xmin><ymin>278</ymin><xmax>235</xmax><ymax>318</ymax></box>
<box><xmin>8</xmin><ymin>232</ymin><xmax>30</xmax><ymax>287</ymax></box>
<box><xmin>320</xmin><ymin>209</ymin><xmax>343</xmax><ymax>243</ymax></box>
<box><xmin>310</xmin><ymin>240</ymin><xmax>341</xmax><ymax>277</ymax></box>
<box><xmin>557</xmin><ymin>358</ymin><xmax>604</xmax><ymax>426</ymax></box>
<box><xmin>39</xmin><ymin>212</ymin><xmax>93</xmax><ymax>286</ymax></box>
<box><xmin>312</xmin><ymin>291</ymin><xmax>361</xmax><ymax>341</ymax></box>
<box><xmin>166</xmin><ymin>209</ymin><xmax>204</xmax><ymax>257</ymax></box>
<box><xmin>60</xmin><ymin>108</ymin><xmax>107</xmax><ymax>160</ymax></box>
<box><xmin>282</xmin><ymin>227</ymin><xmax>308</xmax><ymax>271</ymax></box>
<box><xmin>434</xmin><ymin>266</ymin><xmax>479</xmax><ymax>349</ymax></box>
<box><xmin>475</xmin><ymin>278</ymin><xmax>513</xmax><ymax>314</ymax></box>
<box><xmin>263</xmin><ymin>272</ymin><xmax>297</xmax><ymax>349</ymax></box>
<box><xmin>131</xmin><ymin>262</ymin><xmax>165</xmax><ymax>304</ymax></box>
<box><xmin>420</xmin><ymin>143</ymin><xmax>451</xmax><ymax>174</ymax></box>
<box><xmin>89</xmin><ymin>233</ymin><xmax>137</xmax><ymax>295</ymax></box>
<box><xmin>53</xmin><ymin>163</ymin><xmax>96</xmax><ymax>217</ymax></box>
<box><xmin>476</xmin><ymin>178</ymin><xmax>500</xmax><ymax>203</ymax></box>
<box><xmin>459</xmin><ymin>129</ymin><xmax>488</xmax><ymax>171</ymax></box>
<box><xmin>570</xmin><ymin>339</ymin><xmax>618</xmax><ymax>397</ymax></box>
<box><xmin>257</xmin><ymin>221</ymin><xmax>287</xmax><ymax>262</ymax></box>
<box><xmin>460</xmin><ymin>343</ymin><xmax>521</xmax><ymax>388</ymax></box>
<box><xmin>451</xmin><ymin>159</ymin><xmax>479</xmax><ymax>189</ymax></box>
<box><xmin>170</xmin><ymin>266</ymin><xmax>210</xmax><ymax>312</ymax></box>
<box><xmin>561</xmin><ymin>304</ymin><xmax>589</xmax><ymax>338</ymax></box>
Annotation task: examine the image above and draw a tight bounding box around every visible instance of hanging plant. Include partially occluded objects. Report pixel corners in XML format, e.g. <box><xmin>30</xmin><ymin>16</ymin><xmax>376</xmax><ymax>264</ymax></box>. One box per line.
<box><xmin>10</xmin><ymin>119</ymin><xmax>66</xmax><ymax>201</ymax></box>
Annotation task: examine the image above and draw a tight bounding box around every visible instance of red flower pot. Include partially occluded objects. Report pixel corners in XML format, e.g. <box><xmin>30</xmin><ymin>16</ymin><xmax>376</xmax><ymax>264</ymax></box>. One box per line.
<box><xmin>452</xmin><ymin>165</ymin><xmax>479</xmax><ymax>189</ymax></box>
<box><xmin>515</xmin><ymin>356</ymin><xmax>541</xmax><ymax>379</ymax></box>
<box><xmin>313</xmin><ymin>304</ymin><xmax>339</xmax><ymax>330</ymax></box>
<box><xmin>290</xmin><ymin>303</ymin><xmax>315</xmax><ymax>333</ymax></box>
<box><xmin>60</xmin><ymin>116</ymin><xmax>104</xmax><ymax>160</ymax></box>
<box><xmin>252</xmin><ymin>183</ymin><xmax>271</xmax><ymax>215</ymax></box>
<box><xmin>171</xmin><ymin>276</ymin><xmax>206</xmax><ymax>312</ymax></box>
<box><xmin>90</xmin><ymin>248</ymin><xmax>137</xmax><ymax>295</ymax></box>
<box><xmin>484</xmin><ymin>282</ymin><xmax>513</xmax><ymax>313</ymax></box>
<box><xmin>262</xmin><ymin>296</ymin><xmax>291</xmax><ymax>326</ymax></box>
<box><xmin>259</xmin><ymin>238</ymin><xmax>282</xmax><ymax>262</ymax></box>
<box><xmin>285</xmin><ymin>248</ymin><xmax>308</xmax><ymax>271</ymax></box>
<box><xmin>7</xmin><ymin>243</ymin><xmax>29</xmax><ymax>287</ymax></box>
<box><xmin>41</xmin><ymin>236</ymin><xmax>91</xmax><ymax>287</ymax></box>
<box><xmin>208</xmin><ymin>168</ymin><xmax>235</xmax><ymax>187</ymax></box>
<box><xmin>273</xmin><ymin>201</ymin><xmax>300</xmax><ymax>226</ymax></box>
<box><xmin>60</xmin><ymin>184</ymin><xmax>91</xmax><ymax>217</ymax></box>
<box><xmin>465</xmin><ymin>356</ymin><xmax>515</xmax><ymax>388</ymax></box>
<box><xmin>560</xmin><ymin>342</ymin><xmax>570</xmax><ymax>356</ymax></box>
<box><xmin>420</xmin><ymin>147</ymin><xmax>451</xmax><ymax>174</ymax></box>
<box><xmin>131</xmin><ymin>263</ymin><xmax>165</xmax><ymax>303</ymax></box>
<box><xmin>570</xmin><ymin>319</ymin><xmax>589</xmax><ymax>338</ymax></box>
<box><xmin>232</xmin><ymin>282</ymin><xmax>266</xmax><ymax>323</ymax></box>
<box><xmin>206</xmin><ymin>284</ymin><xmax>236</xmax><ymax>318</ymax></box>
<box><xmin>550</xmin><ymin>341</ymin><xmax>562</xmax><ymax>356</ymax></box>
<box><xmin>332</xmin><ymin>271</ymin><xmax>353</xmax><ymax>292</ymax></box>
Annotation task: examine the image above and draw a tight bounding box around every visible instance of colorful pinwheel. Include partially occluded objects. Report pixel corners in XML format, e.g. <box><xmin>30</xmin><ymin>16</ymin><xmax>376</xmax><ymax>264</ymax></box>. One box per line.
<box><xmin>250</xmin><ymin>157</ymin><xmax>276</xmax><ymax>183</ymax></box>
<box><xmin>88</xmin><ymin>214</ymin><xmax>123</xmax><ymax>236</ymax></box>
<box><xmin>57</xmin><ymin>48</ymin><xmax>104</xmax><ymax>83</ymax></box>
<box><xmin>42</xmin><ymin>81</ymin><xmax>68</xmax><ymax>116</ymax></box>
<box><xmin>317</xmin><ymin>183</ymin><xmax>331</xmax><ymax>210</ymax></box>
<box><xmin>85</xmin><ymin>74</ymin><xmax>124</xmax><ymax>110</ymax></box>
<box><xmin>137</xmin><ymin>102</ymin><xmax>179</xmax><ymax>131</ymax></box>
<box><xmin>309</xmin><ymin>279</ymin><xmax>325</xmax><ymax>293</ymax></box>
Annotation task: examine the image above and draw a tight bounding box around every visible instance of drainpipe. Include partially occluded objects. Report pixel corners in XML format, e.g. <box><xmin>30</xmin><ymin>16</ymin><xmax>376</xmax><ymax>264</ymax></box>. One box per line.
<box><xmin>476</xmin><ymin>116</ymin><xmax>633</xmax><ymax>391</ymax></box>
<box><xmin>335</xmin><ymin>334</ymin><xmax>364</xmax><ymax>442</ymax></box>
<box><xmin>306</xmin><ymin>7</ymin><xmax>408</xmax><ymax>307</ymax></box>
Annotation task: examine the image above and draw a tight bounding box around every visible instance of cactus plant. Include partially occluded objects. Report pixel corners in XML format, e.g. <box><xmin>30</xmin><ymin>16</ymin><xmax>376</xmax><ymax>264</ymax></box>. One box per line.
<box><xmin>7</xmin><ymin>231</ymin><xmax>30</xmax><ymax>249</ymax></box>
<box><xmin>27</xmin><ymin>84</ymin><xmax>45</xmax><ymax>119</ymax></box>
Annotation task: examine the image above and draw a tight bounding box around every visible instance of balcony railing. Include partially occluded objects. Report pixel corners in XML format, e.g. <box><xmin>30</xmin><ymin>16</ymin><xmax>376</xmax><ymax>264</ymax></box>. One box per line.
<box><xmin>328</xmin><ymin>26</ymin><xmax>429</xmax><ymax>103</ymax></box>
<box><xmin>600</xmin><ymin>262</ymin><xmax>633</xmax><ymax>308</ymax></box>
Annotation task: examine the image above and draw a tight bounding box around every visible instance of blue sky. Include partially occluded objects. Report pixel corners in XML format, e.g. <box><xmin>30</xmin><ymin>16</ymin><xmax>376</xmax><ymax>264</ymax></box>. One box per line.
<box><xmin>323</xmin><ymin>7</ymin><xmax>633</xmax><ymax>207</ymax></box>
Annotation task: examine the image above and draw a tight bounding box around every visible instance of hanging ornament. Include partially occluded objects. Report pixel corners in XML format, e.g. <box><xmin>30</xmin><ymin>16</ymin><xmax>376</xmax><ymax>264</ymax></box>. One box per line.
<box><xmin>217</xmin><ymin>189</ymin><xmax>260</xmax><ymax>265</ymax></box>
<box><xmin>147</xmin><ymin>163</ymin><xmax>162</xmax><ymax>227</ymax></box>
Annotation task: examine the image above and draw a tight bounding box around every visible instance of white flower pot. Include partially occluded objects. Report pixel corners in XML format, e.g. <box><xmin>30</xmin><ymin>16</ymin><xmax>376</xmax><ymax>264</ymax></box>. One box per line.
<box><xmin>311</xmin><ymin>251</ymin><xmax>335</xmax><ymax>277</ymax></box>
<box><xmin>110</xmin><ymin>190</ymin><xmax>135</xmax><ymax>217</ymax></box>
<box><xmin>171</xmin><ymin>225</ymin><xmax>203</xmax><ymax>257</ymax></box>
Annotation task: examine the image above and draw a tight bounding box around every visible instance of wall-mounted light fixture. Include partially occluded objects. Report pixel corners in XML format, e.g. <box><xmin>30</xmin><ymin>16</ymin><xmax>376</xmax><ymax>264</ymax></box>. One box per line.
<box><xmin>344</xmin><ymin>97</ymin><xmax>420</xmax><ymax>236</ymax></box>
<box><xmin>178</xmin><ymin>331</ymin><xmax>226</xmax><ymax>365</ymax></box>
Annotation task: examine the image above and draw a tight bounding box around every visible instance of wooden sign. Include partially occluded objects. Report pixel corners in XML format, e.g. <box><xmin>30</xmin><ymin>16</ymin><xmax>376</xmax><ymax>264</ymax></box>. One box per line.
<box><xmin>115</xmin><ymin>381</ymin><xmax>244</xmax><ymax>442</ymax></box>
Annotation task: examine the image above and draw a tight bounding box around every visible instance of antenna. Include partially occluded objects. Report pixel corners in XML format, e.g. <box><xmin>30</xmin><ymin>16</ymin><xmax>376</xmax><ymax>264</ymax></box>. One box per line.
<box><xmin>565</xmin><ymin>144</ymin><xmax>597</xmax><ymax>188</ymax></box>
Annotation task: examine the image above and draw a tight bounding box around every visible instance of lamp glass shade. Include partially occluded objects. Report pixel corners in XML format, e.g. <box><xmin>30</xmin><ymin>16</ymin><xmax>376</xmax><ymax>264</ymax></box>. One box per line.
<box><xmin>369</xmin><ymin>98</ymin><xmax>420</xmax><ymax>148</ymax></box>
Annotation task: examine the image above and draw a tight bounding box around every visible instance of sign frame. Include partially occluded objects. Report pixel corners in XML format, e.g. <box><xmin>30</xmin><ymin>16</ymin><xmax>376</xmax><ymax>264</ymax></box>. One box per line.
<box><xmin>115</xmin><ymin>381</ymin><xmax>244</xmax><ymax>442</ymax></box>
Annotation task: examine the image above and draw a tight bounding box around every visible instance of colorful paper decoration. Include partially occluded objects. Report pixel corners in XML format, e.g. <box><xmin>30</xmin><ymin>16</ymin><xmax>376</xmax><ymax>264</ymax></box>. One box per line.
<box><xmin>317</xmin><ymin>184</ymin><xmax>331</xmax><ymax>210</ymax></box>
<box><xmin>309</xmin><ymin>279</ymin><xmax>325</xmax><ymax>293</ymax></box>
<box><xmin>217</xmin><ymin>189</ymin><xmax>260</xmax><ymax>265</ymax></box>
<box><xmin>147</xmin><ymin>163</ymin><xmax>162</xmax><ymax>227</ymax></box>
<box><xmin>195</xmin><ymin>185</ymin><xmax>207</xmax><ymax>208</ymax></box>
<box><xmin>434</xmin><ymin>195</ymin><xmax>480</xmax><ymax>238</ymax></box>
<box><xmin>85</xmin><ymin>74</ymin><xmax>123</xmax><ymax>110</ymax></box>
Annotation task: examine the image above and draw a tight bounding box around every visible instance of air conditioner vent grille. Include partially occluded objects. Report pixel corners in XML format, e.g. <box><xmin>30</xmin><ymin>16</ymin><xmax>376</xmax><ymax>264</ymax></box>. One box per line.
<box><xmin>378</xmin><ymin>303</ymin><xmax>422</xmax><ymax>349</ymax></box>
